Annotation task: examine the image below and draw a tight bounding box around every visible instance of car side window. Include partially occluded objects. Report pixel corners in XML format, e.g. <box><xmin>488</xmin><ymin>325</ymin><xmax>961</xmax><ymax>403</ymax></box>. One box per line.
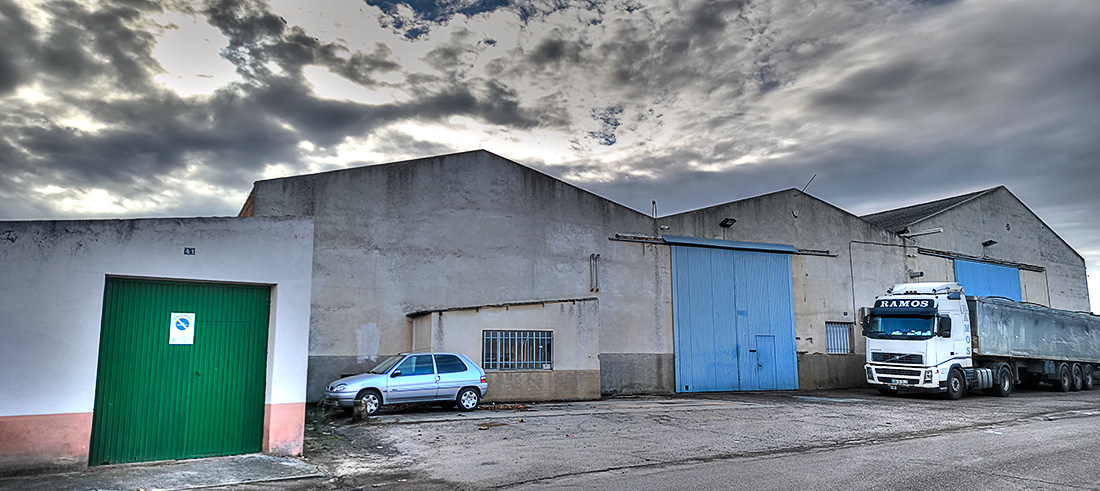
<box><xmin>435</xmin><ymin>354</ymin><xmax>468</xmax><ymax>374</ymax></box>
<box><xmin>395</xmin><ymin>355</ymin><xmax>435</xmax><ymax>376</ymax></box>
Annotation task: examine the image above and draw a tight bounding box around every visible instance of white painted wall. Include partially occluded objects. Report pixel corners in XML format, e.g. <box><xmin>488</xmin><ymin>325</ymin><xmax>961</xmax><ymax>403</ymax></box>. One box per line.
<box><xmin>0</xmin><ymin>217</ymin><xmax>314</xmax><ymax>417</ymax></box>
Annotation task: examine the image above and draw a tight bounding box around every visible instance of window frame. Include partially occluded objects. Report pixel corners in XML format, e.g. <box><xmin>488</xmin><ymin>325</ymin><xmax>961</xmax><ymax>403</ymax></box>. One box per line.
<box><xmin>825</xmin><ymin>321</ymin><xmax>855</xmax><ymax>354</ymax></box>
<box><xmin>482</xmin><ymin>330</ymin><xmax>553</xmax><ymax>371</ymax></box>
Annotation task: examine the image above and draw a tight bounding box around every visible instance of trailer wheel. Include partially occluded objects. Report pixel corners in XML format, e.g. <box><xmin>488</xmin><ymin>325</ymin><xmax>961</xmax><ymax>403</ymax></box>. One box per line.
<box><xmin>1055</xmin><ymin>363</ymin><xmax>1072</xmax><ymax>392</ymax></box>
<box><xmin>1083</xmin><ymin>365</ymin><xmax>1095</xmax><ymax>391</ymax></box>
<box><xmin>984</xmin><ymin>365</ymin><xmax>1013</xmax><ymax>397</ymax></box>
<box><xmin>1071</xmin><ymin>364</ymin><xmax>1083</xmax><ymax>391</ymax></box>
<box><xmin>945</xmin><ymin>369</ymin><xmax>965</xmax><ymax>400</ymax></box>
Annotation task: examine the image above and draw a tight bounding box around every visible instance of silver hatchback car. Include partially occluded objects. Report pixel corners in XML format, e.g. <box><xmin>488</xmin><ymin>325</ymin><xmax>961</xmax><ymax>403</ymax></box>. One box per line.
<box><xmin>322</xmin><ymin>352</ymin><xmax>488</xmax><ymax>415</ymax></box>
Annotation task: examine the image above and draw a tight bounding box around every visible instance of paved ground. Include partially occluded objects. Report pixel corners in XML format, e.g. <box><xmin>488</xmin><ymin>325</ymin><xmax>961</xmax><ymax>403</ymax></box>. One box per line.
<box><xmin>0</xmin><ymin>454</ymin><xmax>322</xmax><ymax>491</ymax></box>
<box><xmin>7</xmin><ymin>385</ymin><xmax>1099</xmax><ymax>490</ymax></box>
<box><xmin>253</xmin><ymin>385</ymin><xmax>1100</xmax><ymax>490</ymax></box>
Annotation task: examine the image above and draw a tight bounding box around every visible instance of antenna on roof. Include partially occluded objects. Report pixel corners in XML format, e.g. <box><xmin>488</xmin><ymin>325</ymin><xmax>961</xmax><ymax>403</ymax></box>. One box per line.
<box><xmin>795</xmin><ymin>174</ymin><xmax>817</xmax><ymax>197</ymax></box>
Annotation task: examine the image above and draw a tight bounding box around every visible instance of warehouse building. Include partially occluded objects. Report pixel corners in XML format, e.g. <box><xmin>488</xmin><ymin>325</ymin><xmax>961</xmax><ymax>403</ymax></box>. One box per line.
<box><xmin>1</xmin><ymin>150</ymin><xmax>1089</xmax><ymax>471</ymax></box>
<box><xmin>241</xmin><ymin>150</ymin><xmax>1090</xmax><ymax>400</ymax></box>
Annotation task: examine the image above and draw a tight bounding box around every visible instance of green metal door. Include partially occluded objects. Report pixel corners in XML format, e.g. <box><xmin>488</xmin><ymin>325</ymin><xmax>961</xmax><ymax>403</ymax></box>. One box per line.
<box><xmin>89</xmin><ymin>278</ymin><xmax>270</xmax><ymax>465</ymax></box>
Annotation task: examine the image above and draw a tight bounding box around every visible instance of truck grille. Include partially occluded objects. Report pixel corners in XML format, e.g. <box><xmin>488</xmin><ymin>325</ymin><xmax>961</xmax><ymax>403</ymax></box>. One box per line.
<box><xmin>875</xmin><ymin>368</ymin><xmax>922</xmax><ymax>377</ymax></box>
<box><xmin>872</xmin><ymin>353</ymin><xmax>923</xmax><ymax>365</ymax></box>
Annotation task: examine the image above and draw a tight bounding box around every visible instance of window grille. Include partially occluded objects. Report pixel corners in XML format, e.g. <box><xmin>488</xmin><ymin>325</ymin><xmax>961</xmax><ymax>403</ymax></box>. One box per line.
<box><xmin>482</xmin><ymin>330</ymin><xmax>553</xmax><ymax>370</ymax></box>
<box><xmin>826</xmin><ymin>322</ymin><xmax>853</xmax><ymax>354</ymax></box>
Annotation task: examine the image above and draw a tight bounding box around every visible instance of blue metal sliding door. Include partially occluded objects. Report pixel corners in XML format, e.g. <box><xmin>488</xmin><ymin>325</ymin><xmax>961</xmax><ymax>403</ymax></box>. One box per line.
<box><xmin>954</xmin><ymin>259</ymin><xmax>1021</xmax><ymax>301</ymax></box>
<box><xmin>672</xmin><ymin>245</ymin><xmax>797</xmax><ymax>393</ymax></box>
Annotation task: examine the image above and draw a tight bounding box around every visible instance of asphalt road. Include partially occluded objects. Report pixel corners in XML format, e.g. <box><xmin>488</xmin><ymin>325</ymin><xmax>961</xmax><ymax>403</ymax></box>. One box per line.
<box><xmin>519</xmin><ymin>409</ymin><xmax>1100</xmax><ymax>490</ymax></box>
<box><xmin>261</xmin><ymin>386</ymin><xmax>1100</xmax><ymax>490</ymax></box>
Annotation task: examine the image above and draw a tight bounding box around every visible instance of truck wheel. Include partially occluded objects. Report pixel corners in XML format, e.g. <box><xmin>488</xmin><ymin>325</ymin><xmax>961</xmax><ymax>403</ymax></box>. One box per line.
<box><xmin>1083</xmin><ymin>365</ymin><xmax>1095</xmax><ymax>391</ymax></box>
<box><xmin>1071</xmin><ymin>364</ymin><xmax>1083</xmax><ymax>391</ymax></box>
<box><xmin>984</xmin><ymin>365</ymin><xmax>1013</xmax><ymax>397</ymax></box>
<box><xmin>1055</xmin><ymin>363</ymin><xmax>1072</xmax><ymax>392</ymax></box>
<box><xmin>877</xmin><ymin>387</ymin><xmax>898</xmax><ymax>396</ymax></box>
<box><xmin>945</xmin><ymin>369</ymin><xmax>965</xmax><ymax>400</ymax></box>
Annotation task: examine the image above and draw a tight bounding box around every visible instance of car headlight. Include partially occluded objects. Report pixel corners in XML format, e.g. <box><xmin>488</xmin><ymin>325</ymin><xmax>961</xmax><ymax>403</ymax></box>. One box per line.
<box><xmin>331</xmin><ymin>383</ymin><xmax>347</xmax><ymax>392</ymax></box>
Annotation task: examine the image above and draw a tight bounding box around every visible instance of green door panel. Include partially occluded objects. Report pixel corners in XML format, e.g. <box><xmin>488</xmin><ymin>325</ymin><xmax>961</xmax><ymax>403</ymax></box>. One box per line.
<box><xmin>89</xmin><ymin>278</ymin><xmax>270</xmax><ymax>465</ymax></box>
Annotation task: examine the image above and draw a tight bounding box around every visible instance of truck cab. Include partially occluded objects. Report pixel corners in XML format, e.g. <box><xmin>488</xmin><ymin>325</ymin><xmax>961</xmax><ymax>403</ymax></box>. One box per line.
<box><xmin>863</xmin><ymin>282</ymin><xmax>1001</xmax><ymax>399</ymax></box>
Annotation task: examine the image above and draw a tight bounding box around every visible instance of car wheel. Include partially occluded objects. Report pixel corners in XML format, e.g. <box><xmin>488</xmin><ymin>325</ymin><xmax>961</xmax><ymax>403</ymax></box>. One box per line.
<box><xmin>1071</xmin><ymin>364</ymin><xmax>1083</xmax><ymax>391</ymax></box>
<box><xmin>876</xmin><ymin>387</ymin><xmax>898</xmax><ymax>396</ymax></box>
<box><xmin>1056</xmin><ymin>363</ymin><xmax>1072</xmax><ymax>392</ymax></box>
<box><xmin>945</xmin><ymin>369</ymin><xmax>964</xmax><ymax>400</ymax></box>
<box><xmin>457</xmin><ymin>388</ymin><xmax>480</xmax><ymax>411</ymax></box>
<box><xmin>356</xmin><ymin>389</ymin><xmax>382</xmax><ymax>416</ymax></box>
<box><xmin>1083</xmin><ymin>365</ymin><xmax>1095</xmax><ymax>391</ymax></box>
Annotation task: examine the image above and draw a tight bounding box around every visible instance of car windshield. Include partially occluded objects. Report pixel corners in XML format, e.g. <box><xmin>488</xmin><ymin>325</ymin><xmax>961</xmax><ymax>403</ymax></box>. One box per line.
<box><xmin>368</xmin><ymin>355</ymin><xmax>404</xmax><ymax>374</ymax></box>
<box><xmin>866</xmin><ymin>315</ymin><xmax>935</xmax><ymax>340</ymax></box>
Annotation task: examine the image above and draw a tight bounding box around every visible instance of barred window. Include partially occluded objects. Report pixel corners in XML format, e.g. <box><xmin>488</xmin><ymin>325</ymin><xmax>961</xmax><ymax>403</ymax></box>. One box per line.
<box><xmin>826</xmin><ymin>322</ymin><xmax>854</xmax><ymax>354</ymax></box>
<box><xmin>482</xmin><ymin>330</ymin><xmax>553</xmax><ymax>370</ymax></box>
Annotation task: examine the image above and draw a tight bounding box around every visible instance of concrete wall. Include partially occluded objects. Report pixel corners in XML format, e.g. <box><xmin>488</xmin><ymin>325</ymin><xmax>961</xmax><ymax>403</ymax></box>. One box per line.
<box><xmin>657</xmin><ymin>189</ymin><xmax>905</xmax><ymax>388</ymax></box>
<box><xmin>246</xmin><ymin>150</ymin><xmax>1091</xmax><ymax>397</ymax></box>
<box><xmin>0</xmin><ymin>217</ymin><xmax>314</xmax><ymax>472</ymax></box>
<box><xmin>409</xmin><ymin>299</ymin><xmax>601</xmax><ymax>401</ymax></box>
<box><xmin>902</xmin><ymin>187</ymin><xmax>1089</xmax><ymax>311</ymax></box>
<box><xmin>249</xmin><ymin>151</ymin><xmax>665</xmax><ymax>401</ymax></box>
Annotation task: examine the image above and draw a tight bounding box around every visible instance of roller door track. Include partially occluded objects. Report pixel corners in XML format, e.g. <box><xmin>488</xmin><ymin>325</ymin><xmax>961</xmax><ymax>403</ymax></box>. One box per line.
<box><xmin>89</xmin><ymin>278</ymin><xmax>271</xmax><ymax>465</ymax></box>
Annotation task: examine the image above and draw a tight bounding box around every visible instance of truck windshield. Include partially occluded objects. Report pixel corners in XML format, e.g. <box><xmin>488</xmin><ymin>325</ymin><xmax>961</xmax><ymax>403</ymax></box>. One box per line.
<box><xmin>866</xmin><ymin>315</ymin><xmax>935</xmax><ymax>340</ymax></box>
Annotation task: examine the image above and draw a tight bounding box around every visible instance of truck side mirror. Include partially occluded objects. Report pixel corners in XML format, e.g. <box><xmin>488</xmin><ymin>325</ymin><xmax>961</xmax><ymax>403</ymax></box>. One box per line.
<box><xmin>938</xmin><ymin>316</ymin><xmax>952</xmax><ymax>337</ymax></box>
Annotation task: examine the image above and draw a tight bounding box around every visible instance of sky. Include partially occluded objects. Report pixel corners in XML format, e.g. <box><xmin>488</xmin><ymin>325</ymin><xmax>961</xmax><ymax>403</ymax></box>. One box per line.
<box><xmin>1</xmin><ymin>0</ymin><xmax>1098</xmax><ymax>309</ymax></box>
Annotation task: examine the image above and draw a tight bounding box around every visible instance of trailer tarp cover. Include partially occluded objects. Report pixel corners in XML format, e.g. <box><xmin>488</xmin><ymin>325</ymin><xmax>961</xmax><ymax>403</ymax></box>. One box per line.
<box><xmin>969</xmin><ymin>296</ymin><xmax>1100</xmax><ymax>363</ymax></box>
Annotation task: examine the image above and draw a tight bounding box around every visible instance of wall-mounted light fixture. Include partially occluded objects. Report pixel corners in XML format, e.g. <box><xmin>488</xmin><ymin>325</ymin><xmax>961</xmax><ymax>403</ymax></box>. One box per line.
<box><xmin>982</xmin><ymin>240</ymin><xmax>998</xmax><ymax>247</ymax></box>
<box><xmin>909</xmin><ymin>270</ymin><xmax>925</xmax><ymax>279</ymax></box>
<box><xmin>719</xmin><ymin>217</ymin><xmax>737</xmax><ymax>228</ymax></box>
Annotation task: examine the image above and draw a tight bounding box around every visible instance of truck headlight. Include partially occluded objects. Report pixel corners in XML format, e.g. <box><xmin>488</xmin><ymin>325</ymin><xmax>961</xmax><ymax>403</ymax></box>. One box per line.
<box><xmin>924</xmin><ymin>371</ymin><xmax>933</xmax><ymax>383</ymax></box>
<box><xmin>866</xmin><ymin>367</ymin><xmax>874</xmax><ymax>380</ymax></box>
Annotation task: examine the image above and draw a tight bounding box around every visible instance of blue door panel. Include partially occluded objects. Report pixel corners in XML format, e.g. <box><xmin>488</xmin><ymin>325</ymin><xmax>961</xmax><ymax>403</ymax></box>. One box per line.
<box><xmin>754</xmin><ymin>335</ymin><xmax>777</xmax><ymax>390</ymax></box>
<box><xmin>954</xmin><ymin>259</ymin><xmax>1021</xmax><ymax>301</ymax></box>
<box><xmin>733</xmin><ymin>250</ymin><xmax>798</xmax><ymax>390</ymax></box>
<box><xmin>672</xmin><ymin>246</ymin><xmax>738</xmax><ymax>392</ymax></box>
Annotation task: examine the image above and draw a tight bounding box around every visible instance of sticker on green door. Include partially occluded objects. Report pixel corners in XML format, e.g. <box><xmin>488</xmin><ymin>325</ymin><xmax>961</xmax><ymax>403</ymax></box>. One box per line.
<box><xmin>170</xmin><ymin>312</ymin><xmax>196</xmax><ymax>345</ymax></box>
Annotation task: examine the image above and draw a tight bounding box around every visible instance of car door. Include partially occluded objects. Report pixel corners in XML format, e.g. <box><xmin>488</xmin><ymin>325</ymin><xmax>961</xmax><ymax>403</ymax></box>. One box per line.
<box><xmin>387</xmin><ymin>354</ymin><xmax>438</xmax><ymax>403</ymax></box>
<box><xmin>434</xmin><ymin>354</ymin><xmax>471</xmax><ymax>401</ymax></box>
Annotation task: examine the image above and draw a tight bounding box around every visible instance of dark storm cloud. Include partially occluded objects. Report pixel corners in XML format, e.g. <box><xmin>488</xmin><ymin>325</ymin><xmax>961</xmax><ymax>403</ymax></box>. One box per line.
<box><xmin>0</xmin><ymin>0</ymin><xmax>37</xmax><ymax>94</ymax></box>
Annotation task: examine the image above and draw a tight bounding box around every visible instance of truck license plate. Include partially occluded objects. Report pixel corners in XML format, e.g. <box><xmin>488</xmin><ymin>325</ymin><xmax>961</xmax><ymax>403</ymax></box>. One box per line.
<box><xmin>891</xmin><ymin>379</ymin><xmax>908</xmax><ymax>385</ymax></box>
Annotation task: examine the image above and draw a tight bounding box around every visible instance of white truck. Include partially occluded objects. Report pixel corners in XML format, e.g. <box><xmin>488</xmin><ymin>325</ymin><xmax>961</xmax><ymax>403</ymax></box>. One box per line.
<box><xmin>863</xmin><ymin>282</ymin><xmax>1100</xmax><ymax>399</ymax></box>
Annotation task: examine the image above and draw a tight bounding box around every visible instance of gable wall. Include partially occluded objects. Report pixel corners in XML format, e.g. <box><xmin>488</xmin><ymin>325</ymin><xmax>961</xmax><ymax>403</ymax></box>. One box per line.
<box><xmin>251</xmin><ymin>152</ymin><xmax>672</xmax><ymax>400</ymax></box>
<box><xmin>903</xmin><ymin>187</ymin><xmax>1089</xmax><ymax>311</ymax></box>
<box><xmin>658</xmin><ymin>190</ymin><xmax>906</xmax><ymax>388</ymax></box>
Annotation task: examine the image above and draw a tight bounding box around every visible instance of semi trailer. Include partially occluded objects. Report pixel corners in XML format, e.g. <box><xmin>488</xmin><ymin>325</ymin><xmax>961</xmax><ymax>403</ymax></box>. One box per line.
<box><xmin>863</xmin><ymin>282</ymin><xmax>1100</xmax><ymax>399</ymax></box>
